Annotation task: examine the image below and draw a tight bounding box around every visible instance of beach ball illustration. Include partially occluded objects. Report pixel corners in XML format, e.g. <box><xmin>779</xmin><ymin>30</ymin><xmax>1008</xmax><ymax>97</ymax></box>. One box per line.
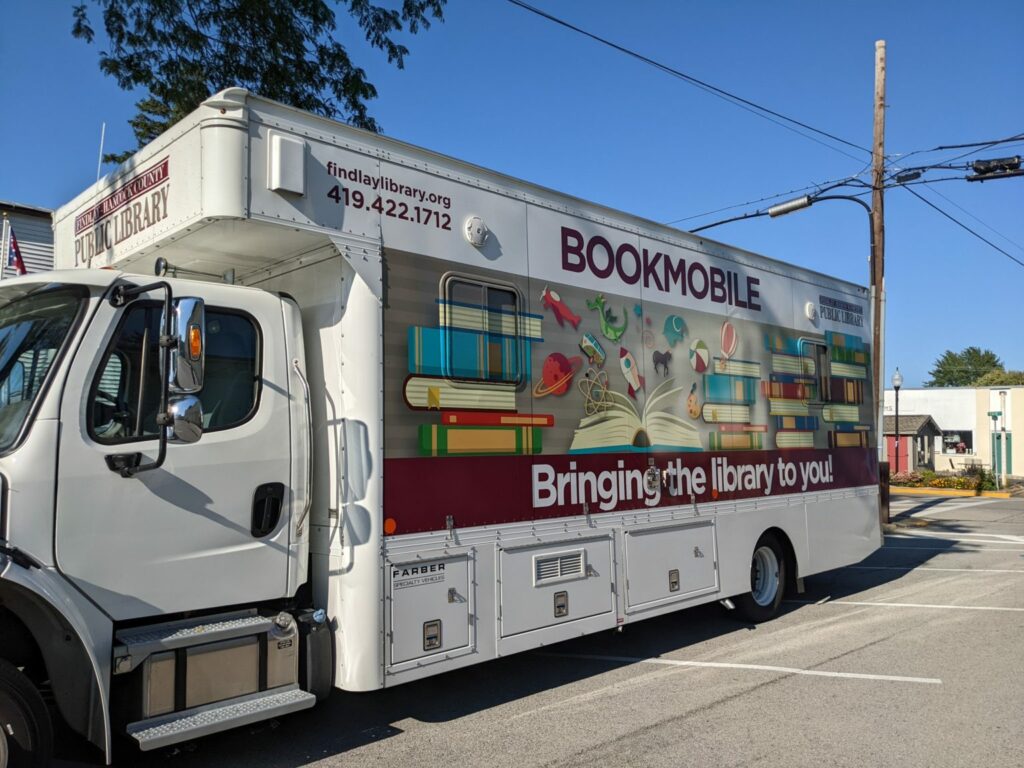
<box><xmin>689</xmin><ymin>339</ymin><xmax>710</xmax><ymax>373</ymax></box>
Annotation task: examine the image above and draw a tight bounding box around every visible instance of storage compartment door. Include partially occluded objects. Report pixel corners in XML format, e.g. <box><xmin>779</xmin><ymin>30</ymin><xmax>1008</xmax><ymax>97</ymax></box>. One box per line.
<box><xmin>389</xmin><ymin>554</ymin><xmax>472</xmax><ymax>665</ymax></box>
<box><xmin>499</xmin><ymin>536</ymin><xmax>614</xmax><ymax>638</ymax></box>
<box><xmin>624</xmin><ymin>520</ymin><xmax>718</xmax><ymax>612</ymax></box>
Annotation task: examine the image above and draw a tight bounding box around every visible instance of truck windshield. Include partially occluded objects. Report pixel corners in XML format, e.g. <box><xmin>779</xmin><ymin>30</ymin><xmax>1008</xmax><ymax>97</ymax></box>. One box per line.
<box><xmin>0</xmin><ymin>285</ymin><xmax>86</xmax><ymax>453</ymax></box>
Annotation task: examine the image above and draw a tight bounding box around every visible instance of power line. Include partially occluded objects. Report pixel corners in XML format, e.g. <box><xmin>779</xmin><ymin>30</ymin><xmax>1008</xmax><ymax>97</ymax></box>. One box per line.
<box><xmin>934</xmin><ymin>134</ymin><xmax>1024</xmax><ymax>151</ymax></box>
<box><xmin>688</xmin><ymin>184</ymin><xmax>873</xmax><ymax>232</ymax></box>
<box><xmin>665</xmin><ymin>168</ymin><xmax>871</xmax><ymax>225</ymax></box>
<box><xmin>893</xmin><ymin>175</ymin><xmax>973</xmax><ymax>187</ymax></box>
<box><xmin>504</xmin><ymin>0</ymin><xmax>871</xmax><ymax>162</ymax></box>
<box><xmin>888</xmin><ymin>132</ymin><xmax>1024</xmax><ymax>164</ymax></box>
<box><xmin>900</xmin><ymin>185</ymin><xmax>1024</xmax><ymax>269</ymax></box>
<box><xmin>923</xmin><ymin>185</ymin><xmax>1024</xmax><ymax>255</ymax></box>
<box><xmin>889</xmin><ymin>132</ymin><xmax>1024</xmax><ymax>173</ymax></box>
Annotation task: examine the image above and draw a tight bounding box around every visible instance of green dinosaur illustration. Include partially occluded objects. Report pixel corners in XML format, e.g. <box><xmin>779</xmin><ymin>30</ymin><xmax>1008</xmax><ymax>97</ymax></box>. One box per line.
<box><xmin>586</xmin><ymin>294</ymin><xmax>628</xmax><ymax>342</ymax></box>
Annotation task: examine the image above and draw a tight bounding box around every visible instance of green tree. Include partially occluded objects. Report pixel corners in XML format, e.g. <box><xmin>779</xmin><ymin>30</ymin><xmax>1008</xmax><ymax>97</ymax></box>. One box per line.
<box><xmin>925</xmin><ymin>347</ymin><xmax>1003</xmax><ymax>387</ymax></box>
<box><xmin>972</xmin><ymin>368</ymin><xmax>1024</xmax><ymax>386</ymax></box>
<box><xmin>73</xmin><ymin>0</ymin><xmax>445</xmax><ymax>162</ymax></box>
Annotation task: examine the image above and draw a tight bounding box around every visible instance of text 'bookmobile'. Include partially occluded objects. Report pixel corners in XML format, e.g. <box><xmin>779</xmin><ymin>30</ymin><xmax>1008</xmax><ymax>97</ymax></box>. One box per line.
<box><xmin>0</xmin><ymin>89</ymin><xmax>880</xmax><ymax>766</ymax></box>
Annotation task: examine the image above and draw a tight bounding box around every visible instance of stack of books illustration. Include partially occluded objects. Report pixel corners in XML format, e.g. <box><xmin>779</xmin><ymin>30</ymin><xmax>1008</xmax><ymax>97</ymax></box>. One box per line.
<box><xmin>764</xmin><ymin>335</ymin><xmax>818</xmax><ymax>448</ymax></box>
<box><xmin>823</xmin><ymin>331</ymin><xmax>871</xmax><ymax>447</ymax></box>
<box><xmin>702</xmin><ymin>358</ymin><xmax>767</xmax><ymax>449</ymax></box>
<box><xmin>403</xmin><ymin>298</ymin><xmax>551</xmax><ymax>456</ymax></box>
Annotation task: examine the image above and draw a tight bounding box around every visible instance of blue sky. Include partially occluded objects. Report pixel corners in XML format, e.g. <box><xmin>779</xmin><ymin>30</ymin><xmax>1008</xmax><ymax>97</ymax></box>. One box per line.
<box><xmin>1</xmin><ymin>1</ymin><xmax>1021</xmax><ymax>386</ymax></box>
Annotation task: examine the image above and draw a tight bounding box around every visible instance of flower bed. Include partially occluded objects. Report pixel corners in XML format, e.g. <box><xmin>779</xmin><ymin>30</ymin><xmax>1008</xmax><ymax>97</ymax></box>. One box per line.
<box><xmin>890</xmin><ymin>467</ymin><xmax>997</xmax><ymax>491</ymax></box>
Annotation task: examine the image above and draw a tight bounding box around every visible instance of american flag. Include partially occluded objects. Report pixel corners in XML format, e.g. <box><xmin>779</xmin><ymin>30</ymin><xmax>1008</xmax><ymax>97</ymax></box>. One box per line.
<box><xmin>7</xmin><ymin>224</ymin><xmax>26</xmax><ymax>275</ymax></box>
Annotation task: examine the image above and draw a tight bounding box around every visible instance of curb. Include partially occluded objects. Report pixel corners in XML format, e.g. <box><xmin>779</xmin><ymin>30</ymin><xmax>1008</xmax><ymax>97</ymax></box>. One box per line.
<box><xmin>891</xmin><ymin>487</ymin><xmax>1013</xmax><ymax>499</ymax></box>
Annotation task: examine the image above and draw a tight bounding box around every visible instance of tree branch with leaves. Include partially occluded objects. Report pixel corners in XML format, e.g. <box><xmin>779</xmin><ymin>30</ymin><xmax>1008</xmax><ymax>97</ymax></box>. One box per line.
<box><xmin>73</xmin><ymin>0</ymin><xmax>445</xmax><ymax>163</ymax></box>
<box><xmin>924</xmin><ymin>347</ymin><xmax>1004</xmax><ymax>387</ymax></box>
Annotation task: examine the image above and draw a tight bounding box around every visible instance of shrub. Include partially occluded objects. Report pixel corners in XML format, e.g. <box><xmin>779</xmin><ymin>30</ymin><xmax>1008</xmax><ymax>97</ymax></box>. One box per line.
<box><xmin>891</xmin><ymin>471</ymin><xmax>923</xmax><ymax>487</ymax></box>
<box><xmin>960</xmin><ymin>465</ymin><xmax>997</xmax><ymax>491</ymax></box>
<box><xmin>890</xmin><ymin>467</ymin><xmax>998</xmax><ymax>492</ymax></box>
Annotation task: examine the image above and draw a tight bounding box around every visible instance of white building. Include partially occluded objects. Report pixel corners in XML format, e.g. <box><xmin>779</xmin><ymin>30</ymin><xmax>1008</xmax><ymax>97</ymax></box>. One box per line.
<box><xmin>883</xmin><ymin>386</ymin><xmax>1020</xmax><ymax>477</ymax></box>
<box><xmin>1</xmin><ymin>200</ymin><xmax>54</xmax><ymax>275</ymax></box>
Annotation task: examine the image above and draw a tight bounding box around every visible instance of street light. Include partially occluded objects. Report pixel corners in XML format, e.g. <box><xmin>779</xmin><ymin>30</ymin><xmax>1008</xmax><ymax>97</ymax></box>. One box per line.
<box><xmin>764</xmin><ymin>193</ymin><xmax>875</xmax><ymax>274</ymax></box>
<box><xmin>892</xmin><ymin>368</ymin><xmax>903</xmax><ymax>474</ymax></box>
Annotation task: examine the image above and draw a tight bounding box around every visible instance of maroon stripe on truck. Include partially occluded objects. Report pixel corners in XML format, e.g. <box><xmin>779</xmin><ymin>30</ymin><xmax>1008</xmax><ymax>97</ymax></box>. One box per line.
<box><xmin>383</xmin><ymin>447</ymin><xmax>878</xmax><ymax>536</ymax></box>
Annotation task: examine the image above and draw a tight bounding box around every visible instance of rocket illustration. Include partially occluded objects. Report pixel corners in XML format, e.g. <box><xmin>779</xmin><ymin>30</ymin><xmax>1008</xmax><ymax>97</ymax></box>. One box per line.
<box><xmin>619</xmin><ymin>346</ymin><xmax>645</xmax><ymax>399</ymax></box>
<box><xmin>541</xmin><ymin>286</ymin><xmax>581</xmax><ymax>329</ymax></box>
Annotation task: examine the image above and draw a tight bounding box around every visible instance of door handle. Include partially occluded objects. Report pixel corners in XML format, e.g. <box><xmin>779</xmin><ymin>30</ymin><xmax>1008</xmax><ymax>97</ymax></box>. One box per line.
<box><xmin>251</xmin><ymin>482</ymin><xmax>285</xmax><ymax>537</ymax></box>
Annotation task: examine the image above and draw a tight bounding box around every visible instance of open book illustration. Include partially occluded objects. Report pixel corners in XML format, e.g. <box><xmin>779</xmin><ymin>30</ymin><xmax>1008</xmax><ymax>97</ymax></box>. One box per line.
<box><xmin>569</xmin><ymin>378</ymin><xmax>701</xmax><ymax>453</ymax></box>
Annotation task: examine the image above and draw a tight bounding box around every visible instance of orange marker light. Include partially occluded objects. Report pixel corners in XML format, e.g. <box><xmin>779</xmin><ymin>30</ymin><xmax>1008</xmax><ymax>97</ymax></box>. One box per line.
<box><xmin>383</xmin><ymin>518</ymin><xmax>397</xmax><ymax>535</ymax></box>
<box><xmin>188</xmin><ymin>325</ymin><xmax>202</xmax><ymax>360</ymax></box>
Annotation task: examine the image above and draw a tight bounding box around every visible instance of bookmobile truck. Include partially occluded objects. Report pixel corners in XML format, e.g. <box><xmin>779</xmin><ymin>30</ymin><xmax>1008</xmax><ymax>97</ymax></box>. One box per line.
<box><xmin>0</xmin><ymin>88</ymin><xmax>881</xmax><ymax>766</ymax></box>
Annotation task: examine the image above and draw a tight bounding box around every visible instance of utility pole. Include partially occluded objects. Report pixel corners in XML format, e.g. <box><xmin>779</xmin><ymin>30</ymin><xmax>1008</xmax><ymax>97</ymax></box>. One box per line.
<box><xmin>870</xmin><ymin>40</ymin><xmax>888</xmax><ymax>524</ymax></box>
<box><xmin>871</xmin><ymin>41</ymin><xmax>886</xmax><ymax>470</ymax></box>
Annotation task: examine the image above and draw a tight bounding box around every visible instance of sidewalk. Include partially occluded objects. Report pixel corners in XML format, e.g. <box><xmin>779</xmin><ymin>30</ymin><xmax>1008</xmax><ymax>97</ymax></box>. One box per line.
<box><xmin>891</xmin><ymin>486</ymin><xmax>1015</xmax><ymax>499</ymax></box>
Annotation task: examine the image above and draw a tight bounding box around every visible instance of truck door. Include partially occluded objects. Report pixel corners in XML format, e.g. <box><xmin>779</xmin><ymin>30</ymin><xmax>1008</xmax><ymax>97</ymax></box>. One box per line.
<box><xmin>55</xmin><ymin>287</ymin><xmax>295</xmax><ymax>620</ymax></box>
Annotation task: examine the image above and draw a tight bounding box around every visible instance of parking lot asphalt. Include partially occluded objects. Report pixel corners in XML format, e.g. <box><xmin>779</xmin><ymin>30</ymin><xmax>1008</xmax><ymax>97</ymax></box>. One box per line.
<box><xmin>58</xmin><ymin>494</ymin><xmax>1024</xmax><ymax>768</ymax></box>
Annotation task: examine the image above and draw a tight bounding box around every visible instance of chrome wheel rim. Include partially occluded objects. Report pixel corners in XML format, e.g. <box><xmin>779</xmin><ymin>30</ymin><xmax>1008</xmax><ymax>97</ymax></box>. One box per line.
<box><xmin>751</xmin><ymin>546</ymin><xmax>780</xmax><ymax>607</ymax></box>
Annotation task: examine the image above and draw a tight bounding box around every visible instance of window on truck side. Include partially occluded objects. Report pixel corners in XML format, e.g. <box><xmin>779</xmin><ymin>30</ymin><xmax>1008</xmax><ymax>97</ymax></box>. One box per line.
<box><xmin>443</xmin><ymin>276</ymin><xmax>521</xmax><ymax>384</ymax></box>
<box><xmin>88</xmin><ymin>302</ymin><xmax>261</xmax><ymax>443</ymax></box>
<box><xmin>798</xmin><ymin>339</ymin><xmax>830</xmax><ymax>402</ymax></box>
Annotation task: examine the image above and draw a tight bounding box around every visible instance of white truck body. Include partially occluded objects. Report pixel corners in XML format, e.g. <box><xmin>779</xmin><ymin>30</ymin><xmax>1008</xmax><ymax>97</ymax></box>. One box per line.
<box><xmin>0</xmin><ymin>88</ymin><xmax>880</xmax><ymax>764</ymax></box>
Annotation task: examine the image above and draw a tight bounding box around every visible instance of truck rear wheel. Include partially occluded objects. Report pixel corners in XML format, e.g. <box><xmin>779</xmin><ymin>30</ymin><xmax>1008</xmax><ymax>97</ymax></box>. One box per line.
<box><xmin>734</xmin><ymin>532</ymin><xmax>787</xmax><ymax>623</ymax></box>
<box><xmin>0</xmin><ymin>659</ymin><xmax>52</xmax><ymax>768</ymax></box>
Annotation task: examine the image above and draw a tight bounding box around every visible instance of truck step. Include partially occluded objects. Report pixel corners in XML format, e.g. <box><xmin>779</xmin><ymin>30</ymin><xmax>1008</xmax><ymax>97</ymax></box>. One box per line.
<box><xmin>127</xmin><ymin>685</ymin><xmax>316</xmax><ymax>751</ymax></box>
<box><xmin>114</xmin><ymin>611</ymin><xmax>273</xmax><ymax>672</ymax></box>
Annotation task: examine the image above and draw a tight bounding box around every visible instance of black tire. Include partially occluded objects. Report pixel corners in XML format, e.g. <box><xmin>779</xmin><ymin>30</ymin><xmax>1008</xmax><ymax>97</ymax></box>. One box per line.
<box><xmin>0</xmin><ymin>659</ymin><xmax>53</xmax><ymax>768</ymax></box>
<box><xmin>733</xmin><ymin>532</ymin><xmax>787</xmax><ymax>623</ymax></box>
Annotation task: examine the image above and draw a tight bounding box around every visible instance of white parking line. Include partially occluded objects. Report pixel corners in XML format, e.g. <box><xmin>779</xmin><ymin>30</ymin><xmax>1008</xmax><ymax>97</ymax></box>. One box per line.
<box><xmin>787</xmin><ymin>599</ymin><xmax>1024</xmax><ymax>613</ymax></box>
<box><xmin>893</xmin><ymin>530</ymin><xmax>1024</xmax><ymax>544</ymax></box>
<box><xmin>543</xmin><ymin>653</ymin><xmax>941</xmax><ymax>685</ymax></box>
<box><xmin>882</xmin><ymin>545</ymin><xmax>1024</xmax><ymax>552</ymax></box>
<box><xmin>884</xmin><ymin>536</ymin><xmax>1024</xmax><ymax>551</ymax></box>
<box><xmin>847</xmin><ymin>565</ymin><xmax>1024</xmax><ymax>574</ymax></box>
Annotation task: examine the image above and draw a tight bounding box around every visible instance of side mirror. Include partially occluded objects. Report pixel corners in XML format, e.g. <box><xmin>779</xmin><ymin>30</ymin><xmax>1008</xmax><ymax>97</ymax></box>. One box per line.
<box><xmin>167</xmin><ymin>395</ymin><xmax>203</xmax><ymax>443</ymax></box>
<box><xmin>169</xmin><ymin>297</ymin><xmax>205</xmax><ymax>393</ymax></box>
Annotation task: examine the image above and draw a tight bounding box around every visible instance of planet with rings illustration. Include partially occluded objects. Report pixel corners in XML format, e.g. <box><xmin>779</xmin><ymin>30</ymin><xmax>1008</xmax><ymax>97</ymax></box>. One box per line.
<box><xmin>533</xmin><ymin>353</ymin><xmax>584</xmax><ymax>397</ymax></box>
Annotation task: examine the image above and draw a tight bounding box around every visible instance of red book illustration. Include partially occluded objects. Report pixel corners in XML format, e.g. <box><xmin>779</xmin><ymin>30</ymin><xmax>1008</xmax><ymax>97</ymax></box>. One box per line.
<box><xmin>761</xmin><ymin>380</ymin><xmax>812</xmax><ymax>400</ymax></box>
<box><xmin>440</xmin><ymin>411</ymin><xmax>554</xmax><ymax>427</ymax></box>
<box><xmin>540</xmin><ymin>286</ymin><xmax>581</xmax><ymax>329</ymax></box>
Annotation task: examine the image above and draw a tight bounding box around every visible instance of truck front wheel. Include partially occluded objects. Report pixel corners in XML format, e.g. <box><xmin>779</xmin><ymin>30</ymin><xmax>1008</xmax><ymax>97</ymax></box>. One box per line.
<box><xmin>0</xmin><ymin>659</ymin><xmax>52</xmax><ymax>768</ymax></box>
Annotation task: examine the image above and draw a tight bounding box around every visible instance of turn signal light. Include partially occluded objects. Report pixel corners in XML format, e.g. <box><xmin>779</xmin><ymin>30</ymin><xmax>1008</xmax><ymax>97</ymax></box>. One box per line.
<box><xmin>188</xmin><ymin>325</ymin><xmax>202</xmax><ymax>360</ymax></box>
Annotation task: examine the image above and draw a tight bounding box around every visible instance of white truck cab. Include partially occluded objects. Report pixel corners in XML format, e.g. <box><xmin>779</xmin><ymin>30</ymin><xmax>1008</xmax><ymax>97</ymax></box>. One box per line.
<box><xmin>1</xmin><ymin>268</ymin><xmax>323</xmax><ymax>766</ymax></box>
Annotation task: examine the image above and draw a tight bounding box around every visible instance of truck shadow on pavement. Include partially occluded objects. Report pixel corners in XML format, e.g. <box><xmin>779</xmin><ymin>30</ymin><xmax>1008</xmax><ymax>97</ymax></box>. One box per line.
<box><xmin>57</xmin><ymin>536</ymin><xmax>956</xmax><ymax>767</ymax></box>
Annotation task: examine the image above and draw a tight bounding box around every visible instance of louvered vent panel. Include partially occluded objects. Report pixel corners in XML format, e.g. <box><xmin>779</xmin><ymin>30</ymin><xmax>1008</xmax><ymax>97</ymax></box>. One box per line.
<box><xmin>535</xmin><ymin>551</ymin><xmax>585</xmax><ymax>583</ymax></box>
<box><xmin>559</xmin><ymin>552</ymin><xmax>583</xmax><ymax>576</ymax></box>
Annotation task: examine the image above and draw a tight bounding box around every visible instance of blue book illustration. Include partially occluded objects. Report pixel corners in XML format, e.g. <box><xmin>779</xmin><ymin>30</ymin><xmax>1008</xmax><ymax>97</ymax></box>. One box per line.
<box><xmin>409</xmin><ymin>326</ymin><xmax>531</xmax><ymax>380</ymax></box>
<box><xmin>763</xmin><ymin>334</ymin><xmax>801</xmax><ymax>354</ymax></box>
<box><xmin>703</xmin><ymin>374</ymin><xmax>758</xmax><ymax>404</ymax></box>
<box><xmin>832</xmin><ymin>422</ymin><xmax>871</xmax><ymax>432</ymax></box>
<box><xmin>825</xmin><ymin>331</ymin><xmax>864</xmax><ymax>351</ymax></box>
